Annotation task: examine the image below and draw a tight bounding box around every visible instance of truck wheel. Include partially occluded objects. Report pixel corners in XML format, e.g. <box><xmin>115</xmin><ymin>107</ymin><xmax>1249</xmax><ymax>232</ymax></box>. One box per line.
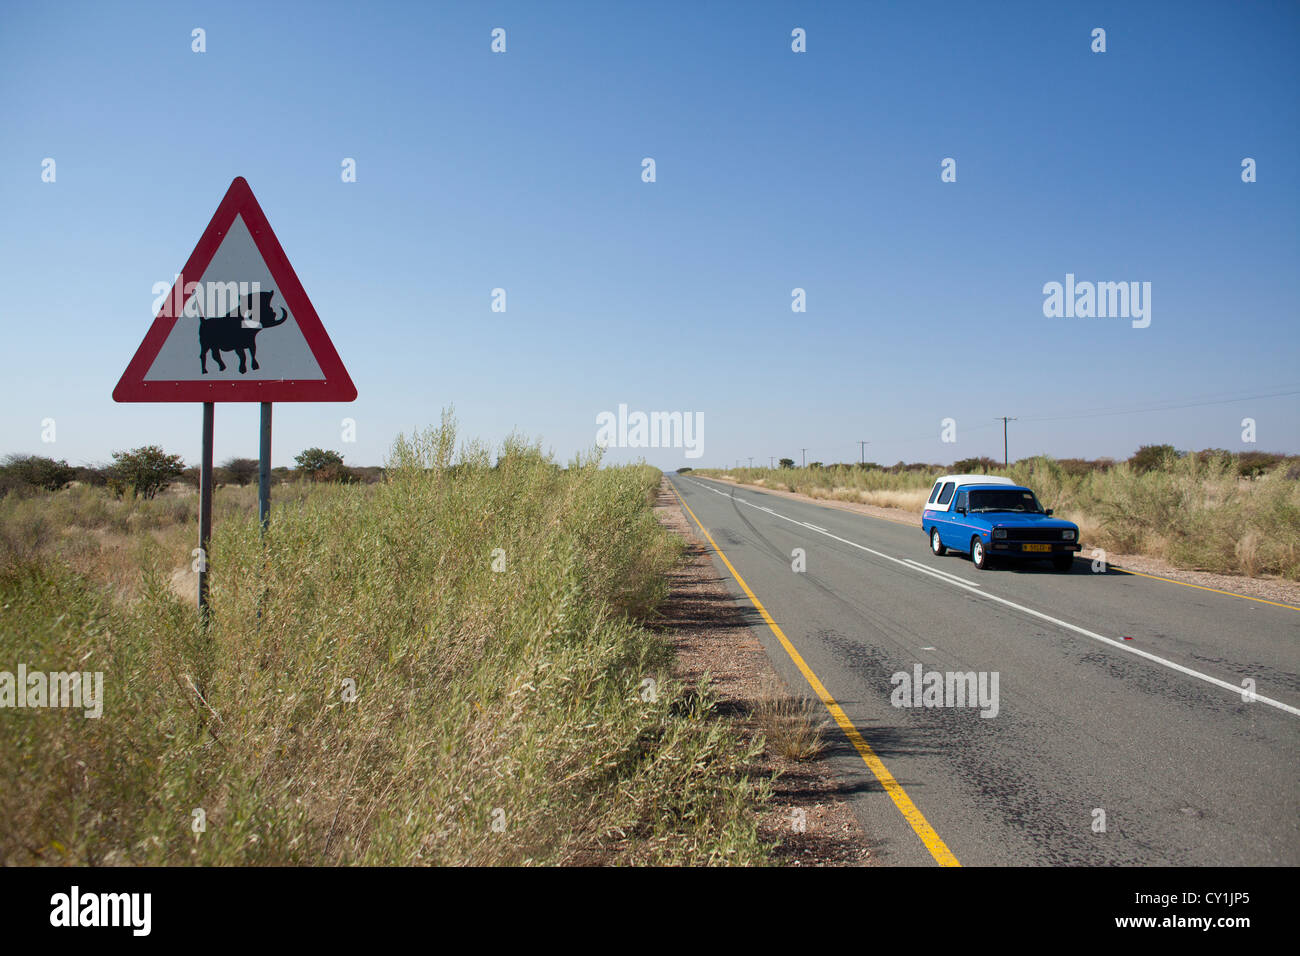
<box><xmin>930</xmin><ymin>528</ymin><xmax>947</xmax><ymax>556</ymax></box>
<box><xmin>971</xmin><ymin>536</ymin><xmax>990</xmax><ymax>570</ymax></box>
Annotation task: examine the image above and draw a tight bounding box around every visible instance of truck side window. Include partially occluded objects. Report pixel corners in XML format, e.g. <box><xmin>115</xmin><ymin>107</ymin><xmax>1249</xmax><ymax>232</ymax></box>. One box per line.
<box><xmin>936</xmin><ymin>482</ymin><xmax>956</xmax><ymax>505</ymax></box>
<box><xmin>928</xmin><ymin>482</ymin><xmax>943</xmax><ymax>503</ymax></box>
<box><xmin>955</xmin><ymin>490</ymin><xmax>968</xmax><ymax>511</ymax></box>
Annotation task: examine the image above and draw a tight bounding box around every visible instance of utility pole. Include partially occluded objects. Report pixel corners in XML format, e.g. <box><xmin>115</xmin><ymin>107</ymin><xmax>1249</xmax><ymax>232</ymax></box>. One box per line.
<box><xmin>747</xmin><ymin>456</ymin><xmax>754</xmax><ymax>468</ymax></box>
<box><xmin>996</xmin><ymin>417</ymin><xmax>1017</xmax><ymax>468</ymax></box>
<box><xmin>858</xmin><ymin>440</ymin><xmax>869</xmax><ymax>465</ymax></box>
<box><xmin>801</xmin><ymin>448</ymin><xmax>807</xmax><ymax>468</ymax></box>
<box><xmin>769</xmin><ymin>456</ymin><xmax>775</xmax><ymax>469</ymax></box>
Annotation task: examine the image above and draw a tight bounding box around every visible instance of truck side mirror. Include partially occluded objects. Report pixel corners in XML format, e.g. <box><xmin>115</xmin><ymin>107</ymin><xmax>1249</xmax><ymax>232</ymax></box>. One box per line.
<box><xmin>1045</xmin><ymin>508</ymin><xmax>1054</xmax><ymax>516</ymax></box>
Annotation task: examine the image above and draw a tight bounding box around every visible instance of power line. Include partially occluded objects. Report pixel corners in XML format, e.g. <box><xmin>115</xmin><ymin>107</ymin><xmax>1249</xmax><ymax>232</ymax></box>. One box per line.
<box><xmin>1018</xmin><ymin>386</ymin><xmax>1300</xmax><ymax>424</ymax></box>
<box><xmin>784</xmin><ymin>384</ymin><xmax>1300</xmax><ymax>453</ymax></box>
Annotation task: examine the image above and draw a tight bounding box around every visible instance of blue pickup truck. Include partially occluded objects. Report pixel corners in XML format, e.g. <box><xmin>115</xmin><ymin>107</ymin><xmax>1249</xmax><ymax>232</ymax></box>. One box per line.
<box><xmin>922</xmin><ymin>474</ymin><xmax>1081</xmax><ymax>571</ymax></box>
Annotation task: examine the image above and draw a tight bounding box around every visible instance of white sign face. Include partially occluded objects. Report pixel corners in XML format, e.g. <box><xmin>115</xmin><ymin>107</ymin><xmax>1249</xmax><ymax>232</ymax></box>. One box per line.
<box><xmin>143</xmin><ymin>215</ymin><xmax>325</xmax><ymax>381</ymax></box>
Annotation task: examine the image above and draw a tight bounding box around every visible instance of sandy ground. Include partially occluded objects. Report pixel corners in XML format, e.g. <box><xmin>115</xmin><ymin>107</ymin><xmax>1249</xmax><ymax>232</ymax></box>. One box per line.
<box><xmin>653</xmin><ymin>480</ymin><xmax>873</xmax><ymax>866</ymax></box>
<box><xmin>699</xmin><ymin>475</ymin><xmax>1300</xmax><ymax>609</ymax></box>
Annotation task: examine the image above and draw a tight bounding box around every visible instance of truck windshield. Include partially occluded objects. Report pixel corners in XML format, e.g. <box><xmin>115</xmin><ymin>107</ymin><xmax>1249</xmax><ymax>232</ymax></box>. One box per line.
<box><xmin>968</xmin><ymin>489</ymin><xmax>1043</xmax><ymax>514</ymax></box>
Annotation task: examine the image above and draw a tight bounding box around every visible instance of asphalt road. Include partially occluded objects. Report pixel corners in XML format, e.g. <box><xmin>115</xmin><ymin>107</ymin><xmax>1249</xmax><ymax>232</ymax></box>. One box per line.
<box><xmin>668</xmin><ymin>473</ymin><xmax>1300</xmax><ymax>866</ymax></box>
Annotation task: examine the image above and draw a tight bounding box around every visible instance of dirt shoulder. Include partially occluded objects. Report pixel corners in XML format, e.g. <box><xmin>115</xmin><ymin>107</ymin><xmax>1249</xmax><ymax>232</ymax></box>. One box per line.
<box><xmin>653</xmin><ymin>479</ymin><xmax>873</xmax><ymax>866</ymax></box>
<box><xmin>697</xmin><ymin>474</ymin><xmax>1300</xmax><ymax>609</ymax></box>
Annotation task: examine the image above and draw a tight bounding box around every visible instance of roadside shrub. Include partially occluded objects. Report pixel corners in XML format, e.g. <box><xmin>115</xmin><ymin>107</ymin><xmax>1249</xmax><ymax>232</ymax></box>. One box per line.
<box><xmin>314</xmin><ymin>462</ymin><xmax>358</xmax><ymax>484</ymax></box>
<box><xmin>293</xmin><ymin>447</ymin><xmax>345</xmax><ymax>479</ymax></box>
<box><xmin>1236</xmin><ymin>451</ymin><xmax>1285</xmax><ymax>478</ymax></box>
<box><xmin>1</xmin><ymin>455</ymin><xmax>76</xmax><ymax>492</ymax></box>
<box><xmin>108</xmin><ymin>446</ymin><xmax>186</xmax><ymax>499</ymax></box>
<box><xmin>222</xmin><ymin>458</ymin><xmax>259</xmax><ymax>486</ymax></box>
<box><xmin>1055</xmin><ymin>458</ymin><xmax>1110</xmax><ymax>477</ymax></box>
<box><xmin>72</xmin><ymin>465</ymin><xmax>109</xmax><ymax>487</ymax></box>
<box><xmin>952</xmin><ymin>456</ymin><xmax>1000</xmax><ymax>473</ymax></box>
<box><xmin>1128</xmin><ymin>444</ymin><xmax>1180</xmax><ymax>474</ymax></box>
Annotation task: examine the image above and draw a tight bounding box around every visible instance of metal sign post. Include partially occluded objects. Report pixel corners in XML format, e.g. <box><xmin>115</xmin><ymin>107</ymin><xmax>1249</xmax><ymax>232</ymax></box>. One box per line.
<box><xmin>258</xmin><ymin>402</ymin><xmax>272</xmax><ymax>532</ymax></box>
<box><xmin>198</xmin><ymin>402</ymin><xmax>214</xmax><ymax>622</ymax></box>
<box><xmin>256</xmin><ymin>401</ymin><xmax>272</xmax><ymax>624</ymax></box>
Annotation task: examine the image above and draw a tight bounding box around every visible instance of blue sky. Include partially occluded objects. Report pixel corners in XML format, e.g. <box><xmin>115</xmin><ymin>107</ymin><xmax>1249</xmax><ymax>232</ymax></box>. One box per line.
<box><xmin>1</xmin><ymin>0</ymin><xmax>1297</xmax><ymax>470</ymax></box>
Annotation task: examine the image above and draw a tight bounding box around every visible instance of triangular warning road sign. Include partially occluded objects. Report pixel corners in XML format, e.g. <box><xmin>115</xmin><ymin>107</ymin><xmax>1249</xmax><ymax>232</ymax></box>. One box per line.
<box><xmin>114</xmin><ymin>177</ymin><xmax>356</xmax><ymax>402</ymax></box>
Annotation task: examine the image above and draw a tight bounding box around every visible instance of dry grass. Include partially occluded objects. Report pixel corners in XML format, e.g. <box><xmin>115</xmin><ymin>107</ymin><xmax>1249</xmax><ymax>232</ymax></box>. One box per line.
<box><xmin>753</xmin><ymin>679</ymin><xmax>826</xmax><ymax>762</ymax></box>
<box><xmin>0</xmin><ymin>414</ymin><xmax>773</xmax><ymax>866</ymax></box>
<box><xmin>855</xmin><ymin>489</ymin><xmax>930</xmax><ymax>511</ymax></box>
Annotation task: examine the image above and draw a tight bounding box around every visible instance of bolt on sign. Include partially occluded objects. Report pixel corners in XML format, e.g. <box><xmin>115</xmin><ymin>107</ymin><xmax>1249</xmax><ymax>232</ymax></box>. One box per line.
<box><xmin>114</xmin><ymin>177</ymin><xmax>356</xmax><ymax>620</ymax></box>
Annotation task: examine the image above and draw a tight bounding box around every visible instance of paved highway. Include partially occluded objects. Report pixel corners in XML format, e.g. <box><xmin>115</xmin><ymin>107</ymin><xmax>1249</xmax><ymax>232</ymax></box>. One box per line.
<box><xmin>668</xmin><ymin>473</ymin><xmax>1300</xmax><ymax>866</ymax></box>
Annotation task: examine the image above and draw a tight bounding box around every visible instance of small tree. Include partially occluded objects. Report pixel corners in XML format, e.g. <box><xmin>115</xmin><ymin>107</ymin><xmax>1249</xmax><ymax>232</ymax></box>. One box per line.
<box><xmin>222</xmin><ymin>457</ymin><xmax>259</xmax><ymax>486</ymax></box>
<box><xmin>72</xmin><ymin>464</ymin><xmax>109</xmax><ymax>487</ymax></box>
<box><xmin>295</xmin><ymin>448</ymin><xmax>345</xmax><ymax>480</ymax></box>
<box><xmin>778</xmin><ymin>458</ymin><xmax>794</xmax><ymax>469</ymax></box>
<box><xmin>952</xmin><ymin>456</ymin><xmax>999</xmax><ymax>473</ymax></box>
<box><xmin>1236</xmin><ymin>451</ymin><xmax>1283</xmax><ymax>478</ymax></box>
<box><xmin>316</xmin><ymin>462</ymin><xmax>358</xmax><ymax>483</ymax></box>
<box><xmin>108</xmin><ymin>446</ymin><xmax>186</xmax><ymax>499</ymax></box>
<box><xmin>1</xmin><ymin>455</ymin><xmax>76</xmax><ymax>491</ymax></box>
<box><xmin>1128</xmin><ymin>444</ymin><xmax>1179</xmax><ymax>474</ymax></box>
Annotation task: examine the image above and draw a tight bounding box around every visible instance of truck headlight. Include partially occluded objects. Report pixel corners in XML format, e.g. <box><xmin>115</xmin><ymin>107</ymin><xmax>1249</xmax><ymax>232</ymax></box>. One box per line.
<box><xmin>1062</xmin><ymin>530</ymin><xmax>1076</xmax><ymax>540</ymax></box>
<box><xmin>993</xmin><ymin>529</ymin><xmax>1007</xmax><ymax>539</ymax></box>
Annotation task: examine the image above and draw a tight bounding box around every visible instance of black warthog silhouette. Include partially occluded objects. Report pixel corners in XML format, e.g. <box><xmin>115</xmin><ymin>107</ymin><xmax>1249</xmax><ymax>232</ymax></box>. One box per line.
<box><xmin>198</xmin><ymin>290</ymin><xmax>288</xmax><ymax>374</ymax></box>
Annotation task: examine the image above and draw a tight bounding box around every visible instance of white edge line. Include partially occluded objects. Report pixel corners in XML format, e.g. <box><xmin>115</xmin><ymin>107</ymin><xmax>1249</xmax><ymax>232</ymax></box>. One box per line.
<box><xmin>904</xmin><ymin>558</ymin><xmax>983</xmax><ymax>589</ymax></box>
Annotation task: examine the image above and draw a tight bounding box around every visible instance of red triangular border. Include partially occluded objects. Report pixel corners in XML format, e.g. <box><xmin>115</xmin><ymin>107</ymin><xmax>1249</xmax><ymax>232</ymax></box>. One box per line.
<box><xmin>113</xmin><ymin>177</ymin><xmax>356</xmax><ymax>402</ymax></box>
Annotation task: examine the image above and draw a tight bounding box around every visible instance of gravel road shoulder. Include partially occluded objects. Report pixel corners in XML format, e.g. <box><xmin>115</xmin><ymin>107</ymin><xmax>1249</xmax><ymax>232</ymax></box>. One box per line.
<box><xmin>653</xmin><ymin>479</ymin><xmax>873</xmax><ymax>866</ymax></box>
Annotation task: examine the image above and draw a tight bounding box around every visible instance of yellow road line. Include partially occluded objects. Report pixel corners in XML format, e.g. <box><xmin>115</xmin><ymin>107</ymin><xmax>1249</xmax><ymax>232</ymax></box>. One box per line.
<box><xmin>707</xmin><ymin>478</ymin><xmax>1299</xmax><ymax>613</ymax></box>
<box><xmin>670</xmin><ymin>481</ymin><xmax>961</xmax><ymax>867</ymax></box>
<box><xmin>1107</xmin><ymin>567</ymin><xmax>1300</xmax><ymax>611</ymax></box>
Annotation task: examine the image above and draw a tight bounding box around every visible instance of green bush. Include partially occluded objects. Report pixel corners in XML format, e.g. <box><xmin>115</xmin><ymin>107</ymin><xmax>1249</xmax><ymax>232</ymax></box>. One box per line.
<box><xmin>1128</xmin><ymin>444</ymin><xmax>1180</xmax><ymax>474</ymax></box>
<box><xmin>952</xmin><ymin>456</ymin><xmax>999</xmax><ymax>473</ymax></box>
<box><xmin>222</xmin><ymin>458</ymin><xmax>259</xmax><ymax>486</ymax></box>
<box><xmin>1236</xmin><ymin>451</ymin><xmax>1284</xmax><ymax>478</ymax></box>
<box><xmin>293</xmin><ymin>448</ymin><xmax>345</xmax><ymax>478</ymax></box>
<box><xmin>1</xmin><ymin>455</ymin><xmax>76</xmax><ymax>493</ymax></box>
<box><xmin>108</xmin><ymin>446</ymin><xmax>186</xmax><ymax>499</ymax></box>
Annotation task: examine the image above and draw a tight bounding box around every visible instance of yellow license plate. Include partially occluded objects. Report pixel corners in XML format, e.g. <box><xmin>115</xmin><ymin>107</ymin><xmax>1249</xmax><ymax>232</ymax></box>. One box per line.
<box><xmin>1022</xmin><ymin>543</ymin><xmax>1052</xmax><ymax>552</ymax></box>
